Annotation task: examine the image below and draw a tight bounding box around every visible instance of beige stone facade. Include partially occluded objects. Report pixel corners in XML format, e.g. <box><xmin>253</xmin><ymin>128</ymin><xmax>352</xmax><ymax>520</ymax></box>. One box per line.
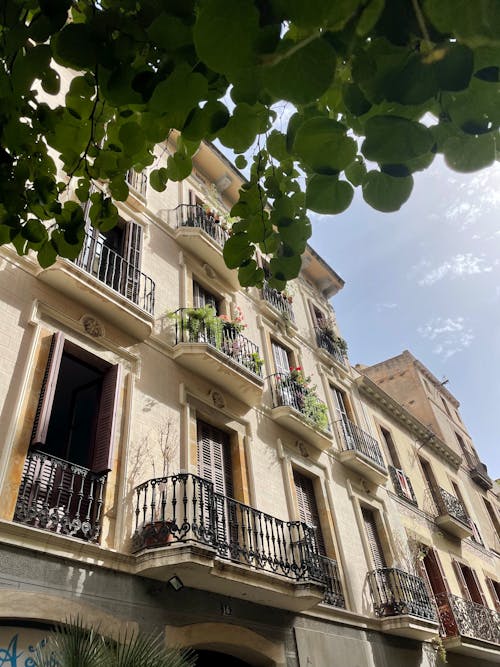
<box><xmin>0</xmin><ymin>141</ymin><xmax>499</xmax><ymax>667</ymax></box>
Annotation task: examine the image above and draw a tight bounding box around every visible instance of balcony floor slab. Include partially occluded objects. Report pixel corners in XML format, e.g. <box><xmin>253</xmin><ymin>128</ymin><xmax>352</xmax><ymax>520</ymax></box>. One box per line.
<box><xmin>444</xmin><ymin>636</ymin><xmax>500</xmax><ymax>663</ymax></box>
<box><xmin>174</xmin><ymin>227</ymin><xmax>240</xmax><ymax>289</ymax></box>
<box><xmin>271</xmin><ymin>405</ymin><xmax>333</xmax><ymax>451</ymax></box>
<box><xmin>338</xmin><ymin>450</ymin><xmax>388</xmax><ymax>485</ymax></box>
<box><xmin>435</xmin><ymin>514</ymin><xmax>473</xmax><ymax>540</ymax></box>
<box><xmin>379</xmin><ymin>615</ymin><xmax>439</xmax><ymax>641</ymax></box>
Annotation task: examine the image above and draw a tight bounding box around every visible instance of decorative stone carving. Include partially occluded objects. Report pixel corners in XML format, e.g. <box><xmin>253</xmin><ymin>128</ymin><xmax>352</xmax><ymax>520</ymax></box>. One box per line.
<box><xmin>81</xmin><ymin>315</ymin><xmax>104</xmax><ymax>338</ymax></box>
<box><xmin>211</xmin><ymin>390</ymin><xmax>225</xmax><ymax>409</ymax></box>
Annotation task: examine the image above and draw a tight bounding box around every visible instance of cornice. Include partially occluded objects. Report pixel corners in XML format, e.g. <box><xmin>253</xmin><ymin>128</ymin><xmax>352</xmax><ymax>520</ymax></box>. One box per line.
<box><xmin>355</xmin><ymin>375</ymin><xmax>462</xmax><ymax>469</ymax></box>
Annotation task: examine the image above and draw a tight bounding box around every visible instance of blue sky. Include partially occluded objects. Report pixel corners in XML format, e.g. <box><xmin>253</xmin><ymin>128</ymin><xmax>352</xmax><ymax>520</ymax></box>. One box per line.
<box><xmin>310</xmin><ymin>159</ymin><xmax>500</xmax><ymax>479</ymax></box>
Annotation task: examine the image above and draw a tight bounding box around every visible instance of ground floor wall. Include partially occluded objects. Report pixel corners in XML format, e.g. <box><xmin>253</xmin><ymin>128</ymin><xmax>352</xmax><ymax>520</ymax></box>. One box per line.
<box><xmin>0</xmin><ymin>544</ymin><xmax>496</xmax><ymax>667</ymax></box>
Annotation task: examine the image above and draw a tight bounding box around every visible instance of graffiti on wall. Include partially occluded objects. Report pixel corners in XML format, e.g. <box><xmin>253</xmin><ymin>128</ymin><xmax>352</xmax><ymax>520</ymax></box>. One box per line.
<box><xmin>0</xmin><ymin>629</ymin><xmax>58</xmax><ymax>667</ymax></box>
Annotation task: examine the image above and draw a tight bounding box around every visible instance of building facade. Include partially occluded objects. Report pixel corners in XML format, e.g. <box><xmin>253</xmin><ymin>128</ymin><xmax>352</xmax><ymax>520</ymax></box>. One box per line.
<box><xmin>0</xmin><ymin>141</ymin><xmax>499</xmax><ymax>666</ymax></box>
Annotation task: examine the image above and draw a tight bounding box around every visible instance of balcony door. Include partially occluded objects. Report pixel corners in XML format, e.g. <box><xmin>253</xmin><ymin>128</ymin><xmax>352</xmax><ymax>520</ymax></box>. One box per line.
<box><xmin>293</xmin><ymin>470</ymin><xmax>326</xmax><ymax>556</ymax></box>
<box><xmin>197</xmin><ymin>421</ymin><xmax>234</xmax><ymax>546</ymax></box>
<box><xmin>453</xmin><ymin>561</ymin><xmax>487</xmax><ymax>606</ymax></box>
<box><xmin>361</xmin><ymin>507</ymin><xmax>386</xmax><ymax>570</ymax></box>
<box><xmin>332</xmin><ymin>386</ymin><xmax>354</xmax><ymax>447</ymax></box>
<box><xmin>421</xmin><ymin>548</ymin><xmax>457</xmax><ymax>636</ymax></box>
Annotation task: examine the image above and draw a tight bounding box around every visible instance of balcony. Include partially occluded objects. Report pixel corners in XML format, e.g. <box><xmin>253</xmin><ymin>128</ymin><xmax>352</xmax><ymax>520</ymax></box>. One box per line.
<box><xmin>170</xmin><ymin>205</ymin><xmax>240</xmax><ymax>289</ymax></box>
<box><xmin>132</xmin><ymin>474</ymin><xmax>332</xmax><ymax>612</ymax></box>
<box><xmin>126</xmin><ymin>169</ymin><xmax>148</xmax><ymax>201</ymax></box>
<box><xmin>436</xmin><ymin>592</ymin><xmax>500</xmax><ymax>661</ymax></box>
<box><xmin>170</xmin><ymin>308</ymin><xmax>264</xmax><ymax>406</ymax></box>
<box><xmin>388</xmin><ymin>466</ymin><xmax>418</xmax><ymax>506</ymax></box>
<box><xmin>268</xmin><ymin>373</ymin><xmax>332</xmax><ymax>450</ymax></box>
<box><xmin>435</xmin><ymin>487</ymin><xmax>473</xmax><ymax>539</ymax></box>
<box><xmin>260</xmin><ymin>281</ymin><xmax>296</xmax><ymax>327</ymax></box>
<box><xmin>13</xmin><ymin>449</ymin><xmax>107</xmax><ymax>543</ymax></box>
<box><xmin>368</xmin><ymin>568</ymin><xmax>438</xmax><ymax>640</ymax></box>
<box><xmin>319</xmin><ymin>555</ymin><xmax>345</xmax><ymax>608</ymax></box>
<box><xmin>335</xmin><ymin>419</ymin><xmax>388</xmax><ymax>485</ymax></box>
<box><xmin>469</xmin><ymin>461</ymin><xmax>493</xmax><ymax>491</ymax></box>
<box><xmin>40</xmin><ymin>230</ymin><xmax>155</xmax><ymax>339</ymax></box>
<box><xmin>315</xmin><ymin>328</ymin><xmax>347</xmax><ymax>367</ymax></box>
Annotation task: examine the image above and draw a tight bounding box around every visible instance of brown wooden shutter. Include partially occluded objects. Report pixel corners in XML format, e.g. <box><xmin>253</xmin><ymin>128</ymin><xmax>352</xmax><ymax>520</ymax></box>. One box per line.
<box><xmin>91</xmin><ymin>364</ymin><xmax>121</xmax><ymax>473</ymax></box>
<box><xmin>293</xmin><ymin>471</ymin><xmax>326</xmax><ymax>555</ymax></box>
<box><xmin>452</xmin><ymin>560</ymin><xmax>471</xmax><ymax>600</ymax></box>
<box><xmin>423</xmin><ymin>548</ymin><xmax>450</xmax><ymax>595</ymax></box>
<box><xmin>31</xmin><ymin>332</ymin><xmax>65</xmax><ymax>446</ymax></box>
<box><xmin>486</xmin><ymin>578</ymin><xmax>500</xmax><ymax>612</ymax></box>
<box><xmin>197</xmin><ymin>421</ymin><xmax>233</xmax><ymax>498</ymax></box>
<box><xmin>469</xmin><ymin>568</ymin><xmax>487</xmax><ymax>606</ymax></box>
<box><xmin>452</xmin><ymin>561</ymin><xmax>486</xmax><ymax>605</ymax></box>
<box><xmin>362</xmin><ymin>507</ymin><xmax>386</xmax><ymax>569</ymax></box>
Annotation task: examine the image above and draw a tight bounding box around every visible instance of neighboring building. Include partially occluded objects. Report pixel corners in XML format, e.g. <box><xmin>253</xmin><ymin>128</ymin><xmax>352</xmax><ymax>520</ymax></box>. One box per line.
<box><xmin>0</xmin><ymin>141</ymin><xmax>499</xmax><ymax>667</ymax></box>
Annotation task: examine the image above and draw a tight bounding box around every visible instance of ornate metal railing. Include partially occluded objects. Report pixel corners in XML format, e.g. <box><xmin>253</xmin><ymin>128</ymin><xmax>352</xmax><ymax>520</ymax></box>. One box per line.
<box><xmin>435</xmin><ymin>592</ymin><xmax>500</xmax><ymax>644</ymax></box>
<box><xmin>335</xmin><ymin>418</ymin><xmax>386</xmax><ymax>470</ymax></box>
<box><xmin>75</xmin><ymin>230</ymin><xmax>155</xmax><ymax>314</ymax></box>
<box><xmin>320</xmin><ymin>555</ymin><xmax>345</xmax><ymax>608</ymax></box>
<box><xmin>268</xmin><ymin>372</ymin><xmax>330</xmax><ymax>432</ymax></box>
<box><xmin>171</xmin><ymin>204</ymin><xmax>230</xmax><ymax>248</ymax></box>
<box><xmin>132</xmin><ymin>473</ymin><xmax>331</xmax><ymax>586</ymax></box>
<box><xmin>389</xmin><ymin>466</ymin><xmax>418</xmax><ymax>506</ymax></box>
<box><xmin>126</xmin><ymin>169</ymin><xmax>148</xmax><ymax>197</ymax></box>
<box><xmin>368</xmin><ymin>568</ymin><xmax>437</xmax><ymax>621</ymax></box>
<box><xmin>469</xmin><ymin>461</ymin><xmax>493</xmax><ymax>490</ymax></box>
<box><xmin>261</xmin><ymin>281</ymin><xmax>295</xmax><ymax>322</ymax></box>
<box><xmin>314</xmin><ymin>328</ymin><xmax>347</xmax><ymax>366</ymax></box>
<box><xmin>14</xmin><ymin>449</ymin><xmax>107</xmax><ymax>542</ymax></box>
<box><xmin>436</xmin><ymin>487</ymin><xmax>470</xmax><ymax>526</ymax></box>
<box><xmin>172</xmin><ymin>308</ymin><xmax>263</xmax><ymax>377</ymax></box>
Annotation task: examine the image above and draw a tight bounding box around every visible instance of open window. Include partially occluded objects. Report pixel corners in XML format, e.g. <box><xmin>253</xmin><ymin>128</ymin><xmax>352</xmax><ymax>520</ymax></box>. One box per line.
<box><xmin>15</xmin><ymin>333</ymin><xmax>121</xmax><ymax>541</ymax></box>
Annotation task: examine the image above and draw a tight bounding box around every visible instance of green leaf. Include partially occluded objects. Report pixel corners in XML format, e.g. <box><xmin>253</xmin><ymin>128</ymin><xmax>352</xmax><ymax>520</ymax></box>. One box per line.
<box><xmin>41</xmin><ymin>68</ymin><xmax>61</xmax><ymax>95</ymax></box>
<box><xmin>434</xmin><ymin>44</ymin><xmax>474</xmax><ymax>91</ymax></box>
<box><xmin>37</xmin><ymin>239</ymin><xmax>58</xmax><ymax>268</ymax></box>
<box><xmin>423</xmin><ymin>0</ymin><xmax>500</xmax><ymax>47</ymax></box>
<box><xmin>293</xmin><ymin>117</ymin><xmax>357</xmax><ymax>173</ymax></box>
<box><xmin>150</xmin><ymin>168</ymin><xmax>168</xmax><ymax>192</ymax></box>
<box><xmin>238</xmin><ymin>260</ymin><xmax>263</xmax><ymax>287</ymax></box>
<box><xmin>218</xmin><ymin>103</ymin><xmax>270</xmax><ymax>152</ymax></box>
<box><xmin>235</xmin><ymin>155</ymin><xmax>247</xmax><ymax>169</ymax></box>
<box><xmin>362</xmin><ymin>116</ymin><xmax>435</xmax><ymax>164</ymax></box>
<box><xmin>345</xmin><ymin>158</ymin><xmax>367</xmax><ymax>186</ymax></box>
<box><xmin>223</xmin><ymin>233</ymin><xmax>254</xmax><ymax>269</ymax></box>
<box><xmin>263</xmin><ymin>37</ymin><xmax>337</xmax><ymax>105</ymax></box>
<box><xmin>119</xmin><ymin>122</ymin><xmax>145</xmax><ymax>156</ymax></box>
<box><xmin>194</xmin><ymin>0</ymin><xmax>259</xmax><ymax>75</ymax></box>
<box><xmin>270</xmin><ymin>254</ymin><xmax>302</xmax><ymax>281</ymax></box>
<box><xmin>149</xmin><ymin>65</ymin><xmax>208</xmax><ymax>128</ymax></box>
<box><xmin>51</xmin><ymin>24</ymin><xmax>96</xmax><ymax>70</ymax></box>
<box><xmin>306</xmin><ymin>175</ymin><xmax>354</xmax><ymax>214</ymax></box>
<box><xmin>443</xmin><ymin>133</ymin><xmax>496</xmax><ymax>172</ymax></box>
<box><xmin>343</xmin><ymin>84</ymin><xmax>371</xmax><ymax>116</ymax></box>
<box><xmin>166</xmin><ymin>152</ymin><xmax>192</xmax><ymax>182</ymax></box>
<box><xmin>109</xmin><ymin>178</ymin><xmax>129</xmax><ymax>201</ymax></box>
<box><xmin>356</xmin><ymin>0</ymin><xmax>385</xmax><ymax>36</ymax></box>
<box><xmin>22</xmin><ymin>219</ymin><xmax>48</xmax><ymax>244</ymax></box>
<box><xmin>362</xmin><ymin>170</ymin><xmax>414</xmax><ymax>212</ymax></box>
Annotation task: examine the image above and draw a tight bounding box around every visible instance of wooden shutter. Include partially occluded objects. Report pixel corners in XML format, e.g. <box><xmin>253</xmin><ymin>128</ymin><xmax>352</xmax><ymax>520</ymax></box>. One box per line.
<box><xmin>31</xmin><ymin>332</ymin><xmax>65</xmax><ymax>446</ymax></box>
<box><xmin>486</xmin><ymin>578</ymin><xmax>500</xmax><ymax>612</ymax></box>
<box><xmin>272</xmin><ymin>341</ymin><xmax>290</xmax><ymax>374</ymax></box>
<box><xmin>293</xmin><ymin>471</ymin><xmax>326</xmax><ymax>555</ymax></box>
<box><xmin>380</xmin><ymin>427</ymin><xmax>401</xmax><ymax>468</ymax></box>
<box><xmin>362</xmin><ymin>507</ymin><xmax>386</xmax><ymax>569</ymax></box>
<box><xmin>452</xmin><ymin>561</ymin><xmax>486</xmax><ymax>605</ymax></box>
<box><xmin>197</xmin><ymin>421</ymin><xmax>233</xmax><ymax>498</ymax></box>
<box><xmin>423</xmin><ymin>548</ymin><xmax>450</xmax><ymax>596</ymax></box>
<box><xmin>193</xmin><ymin>281</ymin><xmax>218</xmax><ymax>312</ymax></box>
<box><xmin>91</xmin><ymin>364</ymin><xmax>121</xmax><ymax>473</ymax></box>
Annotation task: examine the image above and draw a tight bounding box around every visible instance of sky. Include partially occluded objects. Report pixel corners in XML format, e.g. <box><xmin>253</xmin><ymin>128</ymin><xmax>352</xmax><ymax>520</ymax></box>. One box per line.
<box><xmin>309</xmin><ymin>159</ymin><xmax>500</xmax><ymax>480</ymax></box>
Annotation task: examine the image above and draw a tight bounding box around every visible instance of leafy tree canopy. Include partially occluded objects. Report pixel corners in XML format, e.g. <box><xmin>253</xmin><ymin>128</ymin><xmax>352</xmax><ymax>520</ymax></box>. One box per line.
<box><xmin>1</xmin><ymin>0</ymin><xmax>499</xmax><ymax>288</ymax></box>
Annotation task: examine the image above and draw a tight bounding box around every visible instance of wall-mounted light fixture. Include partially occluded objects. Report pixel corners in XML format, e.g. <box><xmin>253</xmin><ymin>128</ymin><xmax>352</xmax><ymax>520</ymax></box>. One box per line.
<box><xmin>167</xmin><ymin>575</ymin><xmax>184</xmax><ymax>591</ymax></box>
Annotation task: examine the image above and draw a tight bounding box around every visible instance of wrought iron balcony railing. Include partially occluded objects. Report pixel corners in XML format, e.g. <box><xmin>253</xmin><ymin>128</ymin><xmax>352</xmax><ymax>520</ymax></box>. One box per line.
<box><xmin>368</xmin><ymin>568</ymin><xmax>437</xmax><ymax>621</ymax></box>
<box><xmin>261</xmin><ymin>281</ymin><xmax>295</xmax><ymax>323</ymax></box>
<box><xmin>435</xmin><ymin>592</ymin><xmax>500</xmax><ymax>645</ymax></box>
<box><xmin>469</xmin><ymin>461</ymin><xmax>493</xmax><ymax>490</ymax></box>
<box><xmin>14</xmin><ymin>449</ymin><xmax>107</xmax><ymax>543</ymax></box>
<box><xmin>172</xmin><ymin>204</ymin><xmax>230</xmax><ymax>249</ymax></box>
<box><xmin>319</xmin><ymin>555</ymin><xmax>345</xmax><ymax>608</ymax></box>
<box><xmin>268</xmin><ymin>372</ymin><xmax>330</xmax><ymax>432</ymax></box>
<box><xmin>132</xmin><ymin>474</ymin><xmax>345</xmax><ymax>600</ymax></box>
<box><xmin>126</xmin><ymin>169</ymin><xmax>148</xmax><ymax>197</ymax></box>
<box><xmin>172</xmin><ymin>308</ymin><xmax>263</xmax><ymax>377</ymax></box>
<box><xmin>389</xmin><ymin>466</ymin><xmax>418</xmax><ymax>506</ymax></box>
<box><xmin>75</xmin><ymin>230</ymin><xmax>155</xmax><ymax>314</ymax></box>
<box><xmin>314</xmin><ymin>327</ymin><xmax>347</xmax><ymax>366</ymax></box>
<box><xmin>436</xmin><ymin>487</ymin><xmax>470</xmax><ymax>526</ymax></box>
<box><xmin>335</xmin><ymin>418</ymin><xmax>386</xmax><ymax>470</ymax></box>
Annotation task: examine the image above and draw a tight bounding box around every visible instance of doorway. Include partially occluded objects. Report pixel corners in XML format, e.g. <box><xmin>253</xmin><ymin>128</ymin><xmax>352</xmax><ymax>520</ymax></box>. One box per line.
<box><xmin>194</xmin><ymin>650</ymin><xmax>253</xmax><ymax>666</ymax></box>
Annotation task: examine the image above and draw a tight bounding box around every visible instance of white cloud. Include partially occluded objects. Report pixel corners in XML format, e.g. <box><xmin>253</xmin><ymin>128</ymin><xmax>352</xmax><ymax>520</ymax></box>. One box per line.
<box><xmin>376</xmin><ymin>302</ymin><xmax>398</xmax><ymax>312</ymax></box>
<box><xmin>416</xmin><ymin>253</ymin><xmax>493</xmax><ymax>286</ymax></box>
<box><xmin>443</xmin><ymin>166</ymin><xmax>500</xmax><ymax>230</ymax></box>
<box><xmin>418</xmin><ymin>317</ymin><xmax>474</xmax><ymax>360</ymax></box>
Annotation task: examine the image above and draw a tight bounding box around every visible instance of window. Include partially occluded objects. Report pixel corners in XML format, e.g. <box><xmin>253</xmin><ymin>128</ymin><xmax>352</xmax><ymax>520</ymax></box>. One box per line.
<box><xmin>380</xmin><ymin>426</ymin><xmax>401</xmax><ymax>468</ymax></box>
<box><xmin>441</xmin><ymin>397</ymin><xmax>452</xmax><ymax>419</ymax></box>
<box><xmin>293</xmin><ymin>470</ymin><xmax>326</xmax><ymax>555</ymax></box>
<box><xmin>486</xmin><ymin>578</ymin><xmax>500</xmax><ymax>612</ymax></box>
<box><xmin>15</xmin><ymin>333</ymin><xmax>121</xmax><ymax>541</ymax></box>
<box><xmin>193</xmin><ymin>280</ymin><xmax>219</xmax><ymax>312</ymax></box>
<box><xmin>453</xmin><ymin>561</ymin><xmax>486</xmax><ymax>606</ymax></box>
<box><xmin>483</xmin><ymin>498</ymin><xmax>500</xmax><ymax>537</ymax></box>
<box><xmin>455</xmin><ymin>431</ymin><xmax>475</xmax><ymax>466</ymax></box>
<box><xmin>419</xmin><ymin>457</ymin><xmax>440</xmax><ymax>512</ymax></box>
<box><xmin>271</xmin><ymin>340</ymin><xmax>292</xmax><ymax>374</ymax></box>
<box><xmin>361</xmin><ymin>507</ymin><xmax>387</xmax><ymax>569</ymax></box>
<box><xmin>78</xmin><ymin>216</ymin><xmax>144</xmax><ymax>305</ymax></box>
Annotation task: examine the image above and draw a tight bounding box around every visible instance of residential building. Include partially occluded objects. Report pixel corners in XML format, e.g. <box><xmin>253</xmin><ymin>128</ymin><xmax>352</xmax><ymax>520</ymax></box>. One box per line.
<box><xmin>0</xmin><ymin>141</ymin><xmax>499</xmax><ymax>667</ymax></box>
